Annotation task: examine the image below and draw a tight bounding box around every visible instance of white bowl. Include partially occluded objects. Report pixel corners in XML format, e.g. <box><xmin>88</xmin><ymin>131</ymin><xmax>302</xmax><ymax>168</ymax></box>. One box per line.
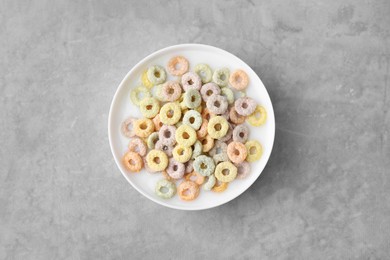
<box><xmin>108</xmin><ymin>44</ymin><xmax>275</xmax><ymax>210</ymax></box>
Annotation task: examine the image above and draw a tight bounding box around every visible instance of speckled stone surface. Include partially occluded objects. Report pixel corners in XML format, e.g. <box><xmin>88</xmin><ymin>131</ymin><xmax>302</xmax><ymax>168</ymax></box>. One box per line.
<box><xmin>1</xmin><ymin>0</ymin><xmax>390</xmax><ymax>259</ymax></box>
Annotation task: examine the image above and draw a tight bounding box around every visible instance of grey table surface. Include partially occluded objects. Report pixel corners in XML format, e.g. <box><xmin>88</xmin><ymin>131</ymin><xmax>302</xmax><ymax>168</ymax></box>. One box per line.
<box><xmin>1</xmin><ymin>0</ymin><xmax>390</xmax><ymax>259</ymax></box>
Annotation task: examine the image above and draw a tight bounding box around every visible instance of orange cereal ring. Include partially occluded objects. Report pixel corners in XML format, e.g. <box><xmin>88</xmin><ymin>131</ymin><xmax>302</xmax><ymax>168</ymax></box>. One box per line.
<box><xmin>212</xmin><ymin>180</ymin><xmax>228</xmax><ymax>192</ymax></box>
<box><xmin>227</xmin><ymin>141</ymin><xmax>247</xmax><ymax>164</ymax></box>
<box><xmin>133</xmin><ymin>118</ymin><xmax>154</xmax><ymax>138</ymax></box>
<box><xmin>178</xmin><ymin>181</ymin><xmax>200</xmax><ymax>201</ymax></box>
<box><xmin>121</xmin><ymin>117</ymin><xmax>137</xmax><ymax>138</ymax></box>
<box><xmin>229</xmin><ymin>106</ymin><xmax>246</xmax><ymax>125</ymax></box>
<box><xmin>146</xmin><ymin>149</ymin><xmax>169</xmax><ymax>172</ymax></box>
<box><xmin>185</xmin><ymin>171</ymin><xmax>205</xmax><ymax>185</ymax></box>
<box><xmin>229</xmin><ymin>69</ymin><xmax>249</xmax><ymax>90</ymax></box>
<box><xmin>152</xmin><ymin>114</ymin><xmax>163</xmax><ymax>130</ymax></box>
<box><xmin>200</xmin><ymin>135</ymin><xmax>214</xmax><ymax>153</ymax></box>
<box><xmin>122</xmin><ymin>151</ymin><xmax>143</xmax><ymax>172</ymax></box>
<box><xmin>167</xmin><ymin>56</ymin><xmax>189</xmax><ymax>76</ymax></box>
<box><xmin>197</xmin><ymin>119</ymin><xmax>208</xmax><ymax>139</ymax></box>
<box><xmin>201</xmin><ymin>108</ymin><xmax>215</xmax><ymax>121</ymax></box>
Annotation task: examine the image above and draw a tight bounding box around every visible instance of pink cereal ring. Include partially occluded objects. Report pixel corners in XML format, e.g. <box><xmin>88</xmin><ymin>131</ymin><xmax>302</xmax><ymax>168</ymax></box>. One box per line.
<box><xmin>158</xmin><ymin>125</ymin><xmax>177</xmax><ymax>145</ymax></box>
<box><xmin>181</xmin><ymin>72</ymin><xmax>202</xmax><ymax>91</ymax></box>
<box><xmin>200</xmin><ymin>83</ymin><xmax>221</xmax><ymax>102</ymax></box>
<box><xmin>234</xmin><ymin>161</ymin><xmax>251</xmax><ymax>179</ymax></box>
<box><xmin>234</xmin><ymin>97</ymin><xmax>257</xmax><ymax>116</ymax></box>
<box><xmin>128</xmin><ymin>137</ymin><xmax>147</xmax><ymax>156</ymax></box>
<box><xmin>167</xmin><ymin>56</ymin><xmax>189</xmax><ymax>76</ymax></box>
<box><xmin>161</xmin><ymin>81</ymin><xmax>182</xmax><ymax>102</ymax></box>
<box><xmin>166</xmin><ymin>158</ymin><xmax>185</xmax><ymax>179</ymax></box>
<box><xmin>121</xmin><ymin>117</ymin><xmax>137</xmax><ymax>138</ymax></box>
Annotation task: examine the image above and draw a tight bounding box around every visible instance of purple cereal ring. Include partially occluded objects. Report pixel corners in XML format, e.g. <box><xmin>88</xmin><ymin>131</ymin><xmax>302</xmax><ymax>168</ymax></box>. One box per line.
<box><xmin>234</xmin><ymin>97</ymin><xmax>256</xmax><ymax>116</ymax></box>
<box><xmin>232</xmin><ymin>124</ymin><xmax>249</xmax><ymax>143</ymax></box>
<box><xmin>206</xmin><ymin>94</ymin><xmax>228</xmax><ymax>115</ymax></box>
<box><xmin>200</xmin><ymin>83</ymin><xmax>221</xmax><ymax>102</ymax></box>
<box><xmin>219</xmin><ymin>123</ymin><xmax>234</xmax><ymax>142</ymax></box>
<box><xmin>128</xmin><ymin>137</ymin><xmax>147</xmax><ymax>156</ymax></box>
<box><xmin>158</xmin><ymin>125</ymin><xmax>176</xmax><ymax>145</ymax></box>
<box><xmin>155</xmin><ymin>140</ymin><xmax>173</xmax><ymax>157</ymax></box>
<box><xmin>161</xmin><ymin>81</ymin><xmax>182</xmax><ymax>102</ymax></box>
<box><xmin>234</xmin><ymin>161</ymin><xmax>251</xmax><ymax>179</ymax></box>
<box><xmin>181</xmin><ymin>72</ymin><xmax>202</xmax><ymax>91</ymax></box>
<box><xmin>166</xmin><ymin>158</ymin><xmax>185</xmax><ymax>179</ymax></box>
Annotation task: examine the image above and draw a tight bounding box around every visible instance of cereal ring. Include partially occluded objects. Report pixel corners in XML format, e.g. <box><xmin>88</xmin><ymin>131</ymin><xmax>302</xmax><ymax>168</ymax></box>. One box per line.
<box><xmin>206</xmin><ymin>94</ymin><xmax>228</xmax><ymax>115</ymax></box>
<box><xmin>182</xmin><ymin>110</ymin><xmax>202</xmax><ymax>130</ymax></box>
<box><xmin>200</xmin><ymin>135</ymin><xmax>214</xmax><ymax>153</ymax></box>
<box><xmin>220</xmin><ymin>87</ymin><xmax>234</xmax><ymax>105</ymax></box>
<box><xmin>229</xmin><ymin>69</ymin><xmax>249</xmax><ymax>90</ymax></box>
<box><xmin>166</xmin><ymin>158</ymin><xmax>185</xmax><ymax>179</ymax></box>
<box><xmin>184</xmin><ymin>89</ymin><xmax>202</xmax><ymax>109</ymax></box>
<box><xmin>155</xmin><ymin>179</ymin><xmax>176</xmax><ymax>199</ymax></box>
<box><xmin>147</xmin><ymin>132</ymin><xmax>159</xmax><ymax>149</ymax></box>
<box><xmin>193</xmin><ymin>155</ymin><xmax>215</xmax><ymax>177</ymax></box>
<box><xmin>227</xmin><ymin>141</ymin><xmax>247</xmax><ymax>164</ymax></box>
<box><xmin>158</xmin><ymin>125</ymin><xmax>176</xmax><ymax>145</ymax></box>
<box><xmin>214</xmin><ymin>161</ymin><xmax>237</xmax><ymax>182</ymax></box>
<box><xmin>212</xmin><ymin>68</ymin><xmax>230</xmax><ymax>87</ymax></box>
<box><xmin>200</xmin><ymin>83</ymin><xmax>221</xmax><ymax>102</ymax></box>
<box><xmin>234</xmin><ymin>97</ymin><xmax>257</xmax><ymax>116</ymax></box>
<box><xmin>161</xmin><ymin>81</ymin><xmax>182</xmax><ymax>102</ymax></box>
<box><xmin>203</xmin><ymin>174</ymin><xmax>216</xmax><ymax>191</ymax></box>
<box><xmin>178</xmin><ymin>181</ymin><xmax>200</xmax><ymax>201</ymax></box>
<box><xmin>152</xmin><ymin>114</ymin><xmax>163</xmax><ymax>130</ymax></box>
<box><xmin>181</xmin><ymin>72</ymin><xmax>202</xmax><ymax>91</ymax></box>
<box><xmin>121</xmin><ymin>117</ymin><xmax>137</xmax><ymax>138</ymax></box>
<box><xmin>201</xmin><ymin>108</ymin><xmax>215</xmax><ymax>121</ymax></box>
<box><xmin>134</xmin><ymin>118</ymin><xmax>154</xmax><ymax>138</ymax></box>
<box><xmin>175</xmin><ymin>125</ymin><xmax>197</xmax><ymax>147</ymax></box>
<box><xmin>155</xmin><ymin>140</ymin><xmax>174</xmax><ymax>157</ymax></box>
<box><xmin>141</xmin><ymin>70</ymin><xmax>154</xmax><ymax>88</ymax></box>
<box><xmin>196</xmin><ymin>119</ymin><xmax>208</xmax><ymax>139</ymax></box>
<box><xmin>207</xmin><ymin>116</ymin><xmax>229</xmax><ymax>139</ymax></box>
<box><xmin>172</xmin><ymin>145</ymin><xmax>192</xmax><ymax>163</ymax></box>
<box><xmin>167</xmin><ymin>56</ymin><xmax>189</xmax><ymax>76</ymax></box>
<box><xmin>128</xmin><ymin>137</ymin><xmax>147</xmax><ymax>156</ymax></box>
<box><xmin>229</xmin><ymin>106</ymin><xmax>246</xmax><ymax>124</ymax></box>
<box><xmin>191</xmin><ymin>140</ymin><xmax>203</xmax><ymax>159</ymax></box>
<box><xmin>130</xmin><ymin>86</ymin><xmax>151</xmax><ymax>106</ymax></box>
<box><xmin>219</xmin><ymin>123</ymin><xmax>234</xmax><ymax>142</ymax></box>
<box><xmin>185</xmin><ymin>171</ymin><xmax>205</xmax><ymax>185</ymax></box>
<box><xmin>234</xmin><ymin>161</ymin><xmax>251</xmax><ymax>179</ymax></box>
<box><xmin>212</xmin><ymin>180</ymin><xmax>228</xmax><ymax>192</ymax></box>
<box><xmin>209</xmin><ymin>140</ymin><xmax>229</xmax><ymax>164</ymax></box>
<box><xmin>147</xmin><ymin>65</ymin><xmax>166</xmax><ymax>85</ymax></box>
<box><xmin>159</xmin><ymin>102</ymin><xmax>182</xmax><ymax>125</ymax></box>
<box><xmin>232</xmin><ymin>124</ymin><xmax>249</xmax><ymax>143</ymax></box>
<box><xmin>146</xmin><ymin>149</ymin><xmax>169</xmax><ymax>171</ymax></box>
<box><xmin>248</xmin><ymin>105</ymin><xmax>267</xmax><ymax>126</ymax></box>
<box><xmin>139</xmin><ymin>97</ymin><xmax>160</xmax><ymax>118</ymax></box>
<box><xmin>245</xmin><ymin>140</ymin><xmax>263</xmax><ymax>162</ymax></box>
<box><xmin>185</xmin><ymin>160</ymin><xmax>194</xmax><ymax>173</ymax></box>
<box><xmin>122</xmin><ymin>151</ymin><xmax>143</xmax><ymax>172</ymax></box>
<box><xmin>194</xmin><ymin>63</ymin><xmax>212</xmax><ymax>83</ymax></box>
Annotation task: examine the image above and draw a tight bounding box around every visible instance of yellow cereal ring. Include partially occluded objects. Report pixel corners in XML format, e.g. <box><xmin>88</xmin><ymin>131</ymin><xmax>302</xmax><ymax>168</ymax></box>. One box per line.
<box><xmin>207</xmin><ymin>116</ymin><xmax>229</xmax><ymax>139</ymax></box>
<box><xmin>133</xmin><ymin>118</ymin><xmax>154</xmax><ymax>138</ymax></box>
<box><xmin>212</xmin><ymin>180</ymin><xmax>228</xmax><ymax>192</ymax></box>
<box><xmin>159</xmin><ymin>102</ymin><xmax>182</xmax><ymax>125</ymax></box>
<box><xmin>141</xmin><ymin>70</ymin><xmax>153</xmax><ymax>88</ymax></box>
<box><xmin>139</xmin><ymin>97</ymin><xmax>160</xmax><ymax>118</ymax></box>
<box><xmin>214</xmin><ymin>161</ymin><xmax>237</xmax><ymax>182</ymax></box>
<box><xmin>247</xmin><ymin>105</ymin><xmax>267</xmax><ymax>126</ymax></box>
<box><xmin>146</xmin><ymin>149</ymin><xmax>169</xmax><ymax>171</ymax></box>
<box><xmin>245</xmin><ymin>140</ymin><xmax>263</xmax><ymax>162</ymax></box>
<box><xmin>175</xmin><ymin>125</ymin><xmax>197</xmax><ymax>147</ymax></box>
<box><xmin>200</xmin><ymin>134</ymin><xmax>214</xmax><ymax>153</ymax></box>
<box><xmin>172</xmin><ymin>145</ymin><xmax>192</xmax><ymax>163</ymax></box>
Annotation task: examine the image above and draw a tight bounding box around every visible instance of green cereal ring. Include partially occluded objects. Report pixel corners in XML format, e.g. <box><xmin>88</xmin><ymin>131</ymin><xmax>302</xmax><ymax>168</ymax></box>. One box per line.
<box><xmin>212</xmin><ymin>68</ymin><xmax>230</xmax><ymax>87</ymax></box>
<box><xmin>193</xmin><ymin>155</ymin><xmax>215</xmax><ymax>177</ymax></box>
<box><xmin>245</xmin><ymin>140</ymin><xmax>263</xmax><ymax>162</ymax></box>
<box><xmin>221</xmin><ymin>87</ymin><xmax>234</xmax><ymax>105</ymax></box>
<box><xmin>175</xmin><ymin>124</ymin><xmax>197</xmax><ymax>147</ymax></box>
<box><xmin>147</xmin><ymin>132</ymin><xmax>159</xmax><ymax>149</ymax></box>
<box><xmin>184</xmin><ymin>89</ymin><xmax>202</xmax><ymax>109</ymax></box>
<box><xmin>194</xmin><ymin>63</ymin><xmax>212</xmax><ymax>83</ymax></box>
<box><xmin>214</xmin><ymin>161</ymin><xmax>237</xmax><ymax>182</ymax></box>
<box><xmin>159</xmin><ymin>102</ymin><xmax>182</xmax><ymax>125</ymax></box>
<box><xmin>146</xmin><ymin>149</ymin><xmax>169</xmax><ymax>171</ymax></box>
<box><xmin>207</xmin><ymin>116</ymin><xmax>229</xmax><ymax>139</ymax></box>
<box><xmin>155</xmin><ymin>179</ymin><xmax>176</xmax><ymax>199</ymax></box>
<box><xmin>191</xmin><ymin>140</ymin><xmax>202</xmax><ymax>159</ymax></box>
<box><xmin>147</xmin><ymin>65</ymin><xmax>166</xmax><ymax>85</ymax></box>
<box><xmin>203</xmin><ymin>174</ymin><xmax>216</xmax><ymax>191</ymax></box>
<box><xmin>130</xmin><ymin>86</ymin><xmax>152</xmax><ymax>106</ymax></box>
<box><xmin>139</xmin><ymin>97</ymin><xmax>160</xmax><ymax>118</ymax></box>
<box><xmin>172</xmin><ymin>145</ymin><xmax>192</xmax><ymax>163</ymax></box>
<box><xmin>182</xmin><ymin>110</ymin><xmax>202</xmax><ymax>130</ymax></box>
